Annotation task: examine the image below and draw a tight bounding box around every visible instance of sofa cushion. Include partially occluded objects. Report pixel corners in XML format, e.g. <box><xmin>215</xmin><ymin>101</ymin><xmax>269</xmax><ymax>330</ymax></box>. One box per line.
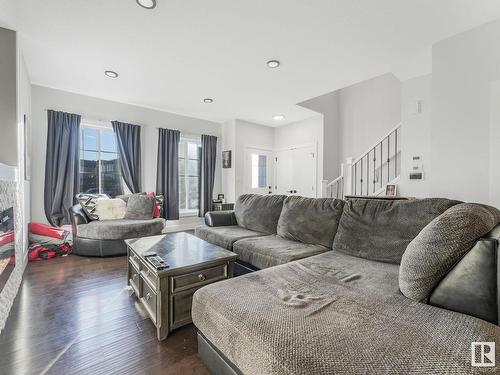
<box><xmin>192</xmin><ymin>251</ymin><xmax>498</xmax><ymax>375</ymax></box>
<box><xmin>277</xmin><ymin>196</ymin><xmax>344</xmax><ymax>248</ymax></box>
<box><xmin>233</xmin><ymin>235</ymin><xmax>328</xmax><ymax>269</ymax></box>
<box><xmin>76</xmin><ymin>193</ymin><xmax>109</xmax><ymax>220</ymax></box>
<box><xmin>95</xmin><ymin>198</ymin><xmax>127</xmax><ymax>220</ymax></box>
<box><xmin>234</xmin><ymin>194</ymin><xmax>287</xmax><ymax>234</ymax></box>
<box><xmin>77</xmin><ymin>218</ymin><xmax>165</xmax><ymax>240</ymax></box>
<box><xmin>332</xmin><ymin>198</ymin><xmax>460</xmax><ymax>264</ymax></box>
<box><xmin>117</xmin><ymin>193</ymin><xmax>164</xmax><ymax>217</ymax></box>
<box><xmin>194</xmin><ymin>225</ymin><xmax>264</xmax><ymax>250</ymax></box>
<box><xmin>399</xmin><ymin>203</ymin><xmax>500</xmax><ymax>302</ymax></box>
<box><xmin>124</xmin><ymin>194</ymin><xmax>155</xmax><ymax>220</ymax></box>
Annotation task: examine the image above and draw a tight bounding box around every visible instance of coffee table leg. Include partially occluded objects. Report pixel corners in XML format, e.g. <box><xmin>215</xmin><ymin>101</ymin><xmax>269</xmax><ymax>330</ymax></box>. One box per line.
<box><xmin>157</xmin><ymin>325</ymin><xmax>169</xmax><ymax>341</ymax></box>
<box><xmin>228</xmin><ymin>261</ymin><xmax>235</xmax><ymax>278</ymax></box>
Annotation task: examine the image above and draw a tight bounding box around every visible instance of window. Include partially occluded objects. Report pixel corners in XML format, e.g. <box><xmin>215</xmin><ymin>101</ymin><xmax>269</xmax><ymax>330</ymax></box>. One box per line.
<box><xmin>79</xmin><ymin>126</ymin><xmax>123</xmax><ymax>197</ymax></box>
<box><xmin>179</xmin><ymin>137</ymin><xmax>201</xmax><ymax>214</ymax></box>
<box><xmin>251</xmin><ymin>153</ymin><xmax>267</xmax><ymax>188</ymax></box>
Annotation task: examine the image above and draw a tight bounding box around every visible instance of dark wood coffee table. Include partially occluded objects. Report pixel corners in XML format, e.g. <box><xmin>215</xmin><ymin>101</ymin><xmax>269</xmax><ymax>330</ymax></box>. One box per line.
<box><xmin>126</xmin><ymin>232</ymin><xmax>238</xmax><ymax>340</ymax></box>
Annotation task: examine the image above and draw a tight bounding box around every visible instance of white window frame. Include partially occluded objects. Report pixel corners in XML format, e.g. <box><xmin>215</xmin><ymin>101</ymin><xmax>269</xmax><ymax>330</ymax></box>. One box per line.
<box><xmin>179</xmin><ymin>135</ymin><xmax>201</xmax><ymax>217</ymax></box>
<box><xmin>79</xmin><ymin>122</ymin><xmax>122</xmax><ymax>195</ymax></box>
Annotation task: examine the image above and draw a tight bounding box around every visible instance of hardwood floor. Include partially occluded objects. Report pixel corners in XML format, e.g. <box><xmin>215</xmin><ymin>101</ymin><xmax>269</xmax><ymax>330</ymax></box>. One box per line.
<box><xmin>0</xmin><ymin>254</ymin><xmax>210</xmax><ymax>375</ymax></box>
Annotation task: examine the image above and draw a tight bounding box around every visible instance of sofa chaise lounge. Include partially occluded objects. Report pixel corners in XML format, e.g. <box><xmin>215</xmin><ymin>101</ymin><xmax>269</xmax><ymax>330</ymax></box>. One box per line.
<box><xmin>193</xmin><ymin>194</ymin><xmax>500</xmax><ymax>374</ymax></box>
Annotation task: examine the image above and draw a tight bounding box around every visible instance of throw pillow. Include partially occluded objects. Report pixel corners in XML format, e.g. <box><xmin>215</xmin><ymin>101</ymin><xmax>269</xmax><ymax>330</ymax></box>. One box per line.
<box><xmin>399</xmin><ymin>203</ymin><xmax>500</xmax><ymax>302</ymax></box>
<box><xmin>95</xmin><ymin>198</ymin><xmax>127</xmax><ymax>220</ymax></box>
<box><xmin>76</xmin><ymin>193</ymin><xmax>110</xmax><ymax>220</ymax></box>
<box><xmin>148</xmin><ymin>192</ymin><xmax>164</xmax><ymax>218</ymax></box>
<box><xmin>124</xmin><ymin>194</ymin><xmax>155</xmax><ymax>220</ymax></box>
<box><xmin>277</xmin><ymin>196</ymin><xmax>344</xmax><ymax>248</ymax></box>
<box><xmin>331</xmin><ymin>198</ymin><xmax>461</xmax><ymax>264</ymax></box>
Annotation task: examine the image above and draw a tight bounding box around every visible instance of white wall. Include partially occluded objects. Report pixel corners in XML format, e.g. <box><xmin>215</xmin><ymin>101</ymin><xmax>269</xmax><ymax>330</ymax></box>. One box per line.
<box><xmin>337</xmin><ymin>73</ymin><xmax>401</xmax><ymax>163</ymax></box>
<box><xmin>489</xmin><ymin>80</ymin><xmax>500</xmax><ymax>207</ymax></box>
<box><xmin>221</xmin><ymin>120</ymin><xmax>236</xmax><ymax>203</ymax></box>
<box><xmin>0</xmin><ymin>27</ymin><xmax>17</xmax><ymax>167</ymax></box>
<box><xmin>299</xmin><ymin>73</ymin><xmax>401</xmax><ymax>183</ymax></box>
<box><xmin>431</xmin><ymin>19</ymin><xmax>500</xmax><ymax>203</ymax></box>
<box><xmin>274</xmin><ymin>115</ymin><xmax>324</xmax><ymax>194</ymax></box>
<box><xmin>299</xmin><ymin>92</ymin><xmax>340</xmax><ymax>180</ymax></box>
<box><xmin>31</xmin><ymin>85</ymin><xmax>222</xmax><ymax>224</ymax></box>
<box><xmin>398</xmin><ymin>74</ymin><xmax>432</xmax><ymax>198</ymax></box>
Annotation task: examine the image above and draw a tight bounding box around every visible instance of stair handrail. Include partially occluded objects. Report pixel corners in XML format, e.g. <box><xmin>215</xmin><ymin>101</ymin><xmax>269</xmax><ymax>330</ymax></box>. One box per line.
<box><xmin>324</xmin><ymin>123</ymin><xmax>402</xmax><ymax>198</ymax></box>
<box><xmin>351</xmin><ymin>122</ymin><xmax>401</xmax><ymax>165</ymax></box>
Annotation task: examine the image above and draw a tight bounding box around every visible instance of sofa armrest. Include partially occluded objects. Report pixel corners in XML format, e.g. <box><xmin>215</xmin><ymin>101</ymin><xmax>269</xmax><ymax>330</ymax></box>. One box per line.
<box><xmin>69</xmin><ymin>204</ymin><xmax>90</xmax><ymax>236</ymax></box>
<box><xmin>428</xmin><ymin>224</ymin><xmax>500</xmax><ymax>325</ymax></box>
<box><xmin>204</xmin><ymin>211</ymin><xmax>237</xmax><ymax>227</ymax></box>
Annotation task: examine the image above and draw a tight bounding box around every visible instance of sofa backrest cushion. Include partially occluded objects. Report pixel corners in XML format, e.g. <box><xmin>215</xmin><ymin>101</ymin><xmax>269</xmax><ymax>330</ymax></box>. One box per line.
<box><xmin>331</xmin><ymin>198</ymin><xmax>460</xmax><ymax>264</ymax></box>
<box><xmin>124</xmin><ymin>194</ymin><xmax>155</xmax><ymax>220</ymax></box>
<box><xmin>277</xmin><ymin>196</ymin><xmax>344</xmax><ymax>247</ymax></box>
<box><xmin>235</xmin><ymin>194</ymin><xmax>287</xmax><ymax>234</ymax></box>
<box><xmin>399</xmin><ymin>203</ymin><xmax>500</xmax><ymax>302</ymax></box>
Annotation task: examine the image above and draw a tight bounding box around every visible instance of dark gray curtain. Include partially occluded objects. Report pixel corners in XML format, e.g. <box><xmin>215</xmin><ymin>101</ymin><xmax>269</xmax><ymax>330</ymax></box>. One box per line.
<box><xmin>44</xmin><ymin>110</ymin><xmax>81</xmax><ymax>226</ymax></box>
<box><xmin>111</xmin><ymin>121</ymin><xmax>142</xmax><ymax>193</ymax></box>
<box><xmin>199</xmin><ymin>134</ymin><xmax>218</xmax><ymax>217</ymax></box>
<box><xmin>156</xmin><ymin>128</ymin><xmax>180</xmax><ymax>220</ymax></box>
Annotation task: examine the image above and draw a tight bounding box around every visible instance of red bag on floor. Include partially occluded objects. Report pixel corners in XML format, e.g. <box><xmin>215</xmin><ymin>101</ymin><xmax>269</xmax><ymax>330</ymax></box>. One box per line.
<box><xmin>0</xmin><ymin>231</ymin><xmax>14</xmax><ymax>246</ymax></box>
<box><xmin>28</xmin><ymin>222</ymin><xmax>69</xmax><ymax>240</ymax></box>
<box><xmin>28</xmin><ymin>242</ymin><xmax>72</xmax><ymax>261</ymax></box>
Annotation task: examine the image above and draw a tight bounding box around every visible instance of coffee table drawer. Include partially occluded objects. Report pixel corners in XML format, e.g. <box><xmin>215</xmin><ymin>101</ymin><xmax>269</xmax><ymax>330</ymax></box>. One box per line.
<box><xmin>140</xmin><ymin>277</ymin><xmax>157</xmax><ymax>325</ymax></box>
<box><xmin>129</xmin><ymin>261</ymin><xmax>141</xmax><ymax>297</ymax></box>
<box><xmin>141</xmin><ymin>268</ymin><xmax>158</xmax><ymax>292</ymax></box>
<box><xmin>170</xmin><ymin>264</ymin><xmax>227</xmax><ymax>293</ymax></box>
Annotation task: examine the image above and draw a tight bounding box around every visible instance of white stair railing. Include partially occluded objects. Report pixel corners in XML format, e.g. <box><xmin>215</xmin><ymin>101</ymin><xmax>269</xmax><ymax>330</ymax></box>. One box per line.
<box><xmin>325</xmin><ymin>123</ymin><xmax>401</xmax><ymax>199</ymax></box>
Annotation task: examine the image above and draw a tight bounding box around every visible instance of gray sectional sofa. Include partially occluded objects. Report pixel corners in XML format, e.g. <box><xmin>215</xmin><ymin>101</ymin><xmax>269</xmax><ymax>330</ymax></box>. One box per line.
<box><xmin>193</xmin><ymin>194</ymin><xmax>500</xmax><ymax>374</ymax></box>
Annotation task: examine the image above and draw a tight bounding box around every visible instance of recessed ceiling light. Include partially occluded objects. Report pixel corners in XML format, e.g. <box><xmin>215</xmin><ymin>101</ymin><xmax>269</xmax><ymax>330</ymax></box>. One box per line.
<box><xmin>267</xmin><ymin>60</ymin><xmax>280</xmax><ymax>68</ymax></box>
<box><xmin>272</xmin><ymin>114</ymin><xmax>285</xmax><ymax>120</ymax></box>
<box><xmin>136</xmin><ymin>0</ymin><xmax>156</xmax><ymax>9</ymax></box>
<box><xmin>104</xmin><ymin>70</ymin><xmax>119</xmax><ymax>78</ymax></box>
<box><xmin>203</xmin><ymin>98</ymin><xmax>214</xmax><ymax>103</ymax></box>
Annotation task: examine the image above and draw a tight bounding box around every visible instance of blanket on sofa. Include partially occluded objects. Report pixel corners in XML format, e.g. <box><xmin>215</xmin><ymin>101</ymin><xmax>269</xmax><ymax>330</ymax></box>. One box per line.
<box><xmin>192</xmin><ymin>251</ymin><xmax>499</xmax><ymax>375</ymax></box>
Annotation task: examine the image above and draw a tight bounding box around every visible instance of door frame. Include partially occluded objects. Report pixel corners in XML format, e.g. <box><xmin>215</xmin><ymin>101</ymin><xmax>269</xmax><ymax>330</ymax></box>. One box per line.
<box><xmin>243</xmin><ymin>146</ymin><xmax>274</xmax><ymax>194</ymax></box>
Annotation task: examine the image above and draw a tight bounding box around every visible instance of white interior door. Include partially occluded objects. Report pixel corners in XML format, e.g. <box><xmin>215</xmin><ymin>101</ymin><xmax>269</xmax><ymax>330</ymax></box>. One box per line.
<box><xmin>292</xmin><ymin>145</ymin><xmax>317</xmax><ymax>197</ymax></box>
<box><xmin>274</xmin><ymin>145</ymin><xmax>317</xmax><ymax>197</ymax></box>
<box><xmin>245</xmin><ymin>148</ymin><xmax>273</xmax><ymax>194</ymax></box>
<box><xmin>274</xmin><ymin>149</ymin><xmax>294</xmax><ymax>195</ymax></box>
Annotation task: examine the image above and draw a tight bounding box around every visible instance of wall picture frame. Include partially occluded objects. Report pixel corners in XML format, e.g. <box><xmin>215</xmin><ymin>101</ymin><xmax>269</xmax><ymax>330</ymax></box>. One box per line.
<box><xmin>222</xmin><ymin>150</ymin><xmax>232</xmax><ymax>168</ymax></box>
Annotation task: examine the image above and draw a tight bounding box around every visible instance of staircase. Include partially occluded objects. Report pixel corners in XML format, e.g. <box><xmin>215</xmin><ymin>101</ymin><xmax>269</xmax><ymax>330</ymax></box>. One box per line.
<box><xmin>324</xmin><ymin>124</ymin><xmax>401</xmax><ymax>199</ymax></box>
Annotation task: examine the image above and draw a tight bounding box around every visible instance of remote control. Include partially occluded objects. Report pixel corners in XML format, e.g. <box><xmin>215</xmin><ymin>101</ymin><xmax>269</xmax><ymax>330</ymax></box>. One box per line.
<box><xmin>145</xmin><ymin>255</ymin><xmax>169</xmax><ymax>270</ymax></box>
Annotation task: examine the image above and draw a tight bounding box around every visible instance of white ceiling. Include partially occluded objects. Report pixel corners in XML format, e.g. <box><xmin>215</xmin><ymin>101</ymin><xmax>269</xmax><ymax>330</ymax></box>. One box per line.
<box><xmin>2</xmin><ymin>0</ymin><xmax>500</xmax><ymax>126</ymax></box>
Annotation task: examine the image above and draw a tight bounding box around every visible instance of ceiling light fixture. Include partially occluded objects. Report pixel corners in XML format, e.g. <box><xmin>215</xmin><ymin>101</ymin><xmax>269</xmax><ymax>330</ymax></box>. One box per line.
<box><xmin>136</xmin><ymin>0</ymin><xmax>157</xmax><ymax>9</ymax></box>
<box><xmin>267</xmin><ymin>60</ymin><xmax>280</xmax><ymax>68</ymax></box>
<box><xmin>272</xmin><ymin>114</ymin><xmax>285</xmax><ymax>120</ymax></box>
<box><xmin>203</xmin><ymin>98</ymin><xmax>214</xmax><ymax>103</ymax></box>
<box><xmin>104</xmin><ymin>70</ymin><xmax>119</xmax><ymax>78</ymax></box>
